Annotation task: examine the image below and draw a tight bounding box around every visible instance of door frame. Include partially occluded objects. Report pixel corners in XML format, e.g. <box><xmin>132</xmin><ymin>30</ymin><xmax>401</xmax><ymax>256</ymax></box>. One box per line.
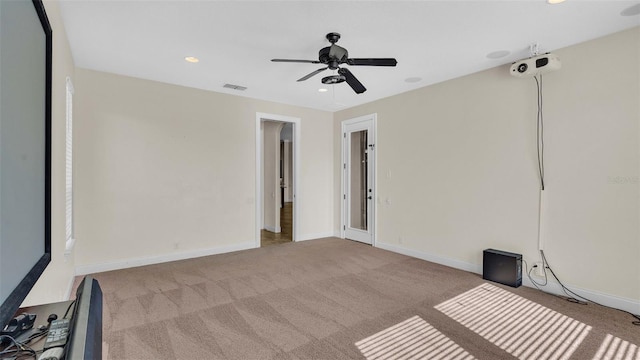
<box><xmin>255</xmin><ymin>112</ymin><xmax>301</xmax><ymax>247</ymax></box>
<box><xmin>341</xmin><ymin>113</ymin><xmax>376</xmax><ymax>245</ymax></box>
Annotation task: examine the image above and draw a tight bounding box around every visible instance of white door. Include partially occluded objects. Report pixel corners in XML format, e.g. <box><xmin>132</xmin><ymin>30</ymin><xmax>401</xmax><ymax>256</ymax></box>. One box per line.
<box><xmin>342</xmin><ymin>115</ymin><xmax>375</xmax><ymax>244</ymax></box>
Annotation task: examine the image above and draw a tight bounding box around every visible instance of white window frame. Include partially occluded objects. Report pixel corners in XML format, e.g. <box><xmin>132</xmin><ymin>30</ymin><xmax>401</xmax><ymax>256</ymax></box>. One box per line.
<box><xmin>64</xmin><ymin>76</ymin><xmax>75</xmax><ymax>256</ymax></box>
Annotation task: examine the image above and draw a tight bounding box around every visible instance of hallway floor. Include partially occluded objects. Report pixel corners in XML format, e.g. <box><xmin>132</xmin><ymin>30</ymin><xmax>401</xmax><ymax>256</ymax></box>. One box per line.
<box><xmin>261</xmin><ymin>202</ymin><xmax>292</xmax><ymax>247</ymax></box>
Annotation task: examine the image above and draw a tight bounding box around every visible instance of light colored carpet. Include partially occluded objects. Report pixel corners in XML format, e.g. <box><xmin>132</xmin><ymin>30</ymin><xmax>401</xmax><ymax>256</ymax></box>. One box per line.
<box><xmin>77</xmin><ymin>238</ymin><xmax>639</xmax><ymax>359</ymax></box>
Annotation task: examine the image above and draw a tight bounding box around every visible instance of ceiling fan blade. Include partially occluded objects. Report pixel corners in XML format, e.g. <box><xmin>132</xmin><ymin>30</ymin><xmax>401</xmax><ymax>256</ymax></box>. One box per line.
<box><xmin>297</xmin><ymin>67</ymin><xmax>328</xmax><ymax>82</ymax></box>
<box><xmin>272</xmin><ymin>59</ymin><xmax>321</xmax><ymax>64</ymax></box>
<box><xmin>338</xmin><ymin>68</ymin><xmax>366</xmax><ymax>94</ymax></box>
<box><xmin>329</xmin><ymin>44</ymin><xmax>348</xmax><ymax>62</ymax></box>
<box><xmin>347</xmin><ymin>58</ymin><xmax>398</xmax><ymax>66</ymax></box>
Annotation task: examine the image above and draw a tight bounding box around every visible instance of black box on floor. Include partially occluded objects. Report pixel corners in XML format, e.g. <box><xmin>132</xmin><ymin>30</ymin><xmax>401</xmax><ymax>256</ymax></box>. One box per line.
<box><xmin>483</xmin><ymin>249</ymin><xmax>522</xmax><ymax>287</ymax></box>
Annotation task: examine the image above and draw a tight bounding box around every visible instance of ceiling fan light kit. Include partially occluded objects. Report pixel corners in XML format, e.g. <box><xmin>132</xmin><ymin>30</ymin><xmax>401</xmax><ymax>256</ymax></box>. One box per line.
<box><xmin>272</xmin><ymin>32</ymin><xmax>398</xmax><ymax>94</ymax></box>
<box><xmin>322</xmin><ymin>74</ymin><xmax>346</xmax><ymax>84</ymax></box>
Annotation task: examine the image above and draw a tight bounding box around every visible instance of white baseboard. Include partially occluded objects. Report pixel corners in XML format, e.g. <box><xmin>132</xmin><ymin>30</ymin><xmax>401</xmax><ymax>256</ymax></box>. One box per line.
<box><xmin>376</xmin><ymin>241</ymin><xmax>481</xmax><ymax>274</ymax></box>
<box><xmin>522</xmin><ymin>276</ymin><xmax>640</xmax><ymax>315</ymax></box>
<box><xmin>375</xmin><ymin>241</ymin><xmax>640</xmax><ymax>316</ymax></box>
<box><xmin>75</xmin><ymin>241</ymin><xmax>255</xmax><ymax>275</ymax></box>
<box><xmin>264</xmin><ymin>225</ymin><xmax>281</xmax><ymax>233</ymax></box>
<box><xmin>298</xmin><ymin>231</ymin><xmax>336</xmax><ymax>241</ymax></box>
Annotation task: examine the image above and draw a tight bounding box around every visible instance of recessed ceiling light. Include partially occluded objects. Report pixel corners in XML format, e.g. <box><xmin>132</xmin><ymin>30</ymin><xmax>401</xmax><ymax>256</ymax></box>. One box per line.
<box><xmin>547</xmin><ymin>0</ymin><xmax>565</xmax><ymax>4</ymax></box>
<box><xmin>184</xmin><ymin>56</ymin><xmax>199</xmax><ymax>63</ymax></box>
<box><xmin>621</xmin><ymin>4</ymin><xmax>640</xmax><ymax>16</ymax></box>
<box><xmin>486</xmin><ymin>50</ymin><xmax>510</xmax><ymax>59</ymax></box>
<box><xmin>404</xmin><ymin>77</ymin><xmax>422</xmax><ymax>83</ymax></box>
<box><xmin>318</xmin><ymin>88</ymin><xmax>328</xmax><ymax>92</ymax></box>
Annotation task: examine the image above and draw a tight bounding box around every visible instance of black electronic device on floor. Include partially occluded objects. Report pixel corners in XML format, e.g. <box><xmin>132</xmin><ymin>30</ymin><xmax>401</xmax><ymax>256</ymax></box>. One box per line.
<box><xmin>0</xmin><ymin>313</ymin><xmax>36</xmax><ymax>340</ymax></box>
<box><xmin>483</xmin><ymin>249</ymin><xmax>522</xmax><ymax>288</ymax></box>
<box><xmin>43</xmin><ymin>318</ymin><xmax>70</xmax><ymax>350</ymax></box>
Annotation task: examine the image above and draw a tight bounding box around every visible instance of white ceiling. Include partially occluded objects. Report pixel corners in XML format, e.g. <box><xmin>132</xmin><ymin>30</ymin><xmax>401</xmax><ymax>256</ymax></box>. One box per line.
<box><xmin>58</xmin><ymin>1</ymin><xmax>640</xmax><ymax>112</ymax></box>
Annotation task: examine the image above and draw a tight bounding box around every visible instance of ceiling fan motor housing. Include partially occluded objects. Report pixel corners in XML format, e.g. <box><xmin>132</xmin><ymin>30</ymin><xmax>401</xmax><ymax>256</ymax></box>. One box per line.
<box><xmin>319</xmin><ymin>47</ymin><xmax>340</xmax><ymax>69</ymax></box>
<box><xmin>319</xmin><ymin>47</ymin><xmax>331</xmax><ymax>64</ymax></box>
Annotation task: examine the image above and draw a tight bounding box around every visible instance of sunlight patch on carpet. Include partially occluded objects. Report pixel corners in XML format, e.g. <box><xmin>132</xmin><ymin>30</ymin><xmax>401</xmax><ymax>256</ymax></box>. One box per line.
<box><xmin>593</xmin><ymin>334</ymin><xmax>639</xmax><ymax>360</ymax></box>
<box><xmin>355</xmin><ymin>315</ymin><xmax>475</xmax><ymax>360</ymax></box>
<box><xmin>435</xmin><ymin>283</ymin><xmax>591</xmax><ymax>360</ymax></box>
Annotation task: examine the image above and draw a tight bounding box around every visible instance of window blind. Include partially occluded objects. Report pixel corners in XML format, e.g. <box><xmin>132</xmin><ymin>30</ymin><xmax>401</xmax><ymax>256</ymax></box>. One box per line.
<box><xmin>65</xmin><ymin>77</ymin><xmax>74</xmax><ymax>248</ymax></box>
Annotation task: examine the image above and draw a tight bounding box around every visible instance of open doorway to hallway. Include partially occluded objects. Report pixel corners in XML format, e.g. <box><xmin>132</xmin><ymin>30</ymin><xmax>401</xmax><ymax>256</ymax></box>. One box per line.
<box><xmin>256</xmin><ymin>112</ymin><xmax>300</xmax><ymax>248</ymax></box>
<box><xmin>261</xmin><ymin>123</ymin><xmax>294</xmax><ymax>246</ymax></box>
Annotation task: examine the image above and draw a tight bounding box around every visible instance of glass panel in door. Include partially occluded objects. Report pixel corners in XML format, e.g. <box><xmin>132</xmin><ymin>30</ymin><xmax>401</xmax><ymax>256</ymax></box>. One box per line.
<box><xmin>349</xmin><ymin>130</ymin><xmax>368</xmax><ymax>231</ymax></box>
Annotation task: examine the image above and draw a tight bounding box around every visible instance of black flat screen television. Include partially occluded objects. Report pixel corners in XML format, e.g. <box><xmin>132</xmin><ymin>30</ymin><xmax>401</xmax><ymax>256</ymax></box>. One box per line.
<box><xmin>0</xmin><ymin>0</ymin><xmax>53</xmax><ymax>329</ymax></box>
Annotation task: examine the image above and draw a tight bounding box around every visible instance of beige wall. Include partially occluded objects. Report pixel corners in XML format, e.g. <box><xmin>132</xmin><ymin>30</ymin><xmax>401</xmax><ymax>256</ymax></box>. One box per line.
<box><xmin>24</xmin><ymin>0</ymin><xmax>77</xmax><ymax>306</ymax></box>
<box><xmin>335</xmin><ymin>27</ymin><xmax>639</xmax><ymax>310</ymax></box>
<box><xmin>73</xmin><ymin>69</ymin><xmax>334</xmax><ymax>271</ymax></box>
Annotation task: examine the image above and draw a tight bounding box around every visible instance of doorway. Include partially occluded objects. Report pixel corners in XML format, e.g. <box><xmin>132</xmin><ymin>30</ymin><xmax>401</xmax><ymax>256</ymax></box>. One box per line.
<box><xmin>255</xmin><ymin>113</ymin><xmax>300</xmax><ymax>248</ymax></box>
<box><xmin>342</xmin><ymin>114</ymin><xmax>376</xmax><ymax>245</ymax></box>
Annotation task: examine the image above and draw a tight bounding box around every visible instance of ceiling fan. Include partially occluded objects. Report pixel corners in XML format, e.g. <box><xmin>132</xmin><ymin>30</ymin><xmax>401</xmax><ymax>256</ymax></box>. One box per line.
<box><xmin>271</xmin><ymin>32</ymin><xmax>398</xmax><ymax>94</ymax></box>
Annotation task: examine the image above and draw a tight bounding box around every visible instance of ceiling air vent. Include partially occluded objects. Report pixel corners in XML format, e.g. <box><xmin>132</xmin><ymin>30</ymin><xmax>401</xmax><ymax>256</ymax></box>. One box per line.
<box><xmin>223</xmin><ymin>83</ymin><xmax>247</xmax><ymax>91</ymax></box>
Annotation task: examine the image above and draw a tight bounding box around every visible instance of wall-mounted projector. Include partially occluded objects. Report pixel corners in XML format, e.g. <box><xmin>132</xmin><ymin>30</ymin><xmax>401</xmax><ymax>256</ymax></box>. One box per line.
<box><xmin>510</xmin><ymin>53</ymin><xmax>561</xmax><ymax>78</ymax></box>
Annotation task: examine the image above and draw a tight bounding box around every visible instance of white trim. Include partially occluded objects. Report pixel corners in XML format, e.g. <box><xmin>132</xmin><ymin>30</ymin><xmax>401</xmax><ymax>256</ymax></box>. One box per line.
<box><xmin>255</xmin><ymin>112</ymin><xmax>301</xmax><ymax>248</ymax></box>
<box><xmin>376</xmin><ymin>241</ymin><xmax>640</xmax><ymax>315</ymax></box>
<box><xmin>521</xmin><ymin>277</ymin><xmax>640</xmax><ymax>315</ymax></box>
<box><xmin>376</xmin><ymin>241</ymin><xmax>481</xmax><ymax>273</ymax></box>
<box><xmin>264</xmin><ymin>225</ymin><xmax>281</xmax><ymax>233</ymax></box>
<box><xmin>298</xmin><ymin>232</ymin><xmax>337</xmax><ymax>241</ymax></box>
<box><xmin>75</xmin><ymin>241</ymin><xmax>255</xmax><ymax>275</ymax></box>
